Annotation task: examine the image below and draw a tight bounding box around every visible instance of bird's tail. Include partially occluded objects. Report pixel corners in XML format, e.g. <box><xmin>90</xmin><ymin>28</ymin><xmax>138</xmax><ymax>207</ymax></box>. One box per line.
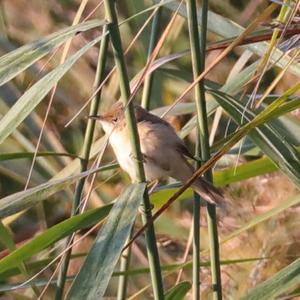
<box><xmin>192</xmin><ymin>178</ymin><xmax>224</xmax><ymax>205</ymax></box>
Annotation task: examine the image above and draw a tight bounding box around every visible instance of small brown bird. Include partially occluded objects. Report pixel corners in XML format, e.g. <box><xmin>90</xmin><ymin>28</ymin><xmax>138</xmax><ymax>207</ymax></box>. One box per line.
<box><xmin>93</xmin><ymin>101</ymin><xmax>223</xmax><ymax>204</ymax></box>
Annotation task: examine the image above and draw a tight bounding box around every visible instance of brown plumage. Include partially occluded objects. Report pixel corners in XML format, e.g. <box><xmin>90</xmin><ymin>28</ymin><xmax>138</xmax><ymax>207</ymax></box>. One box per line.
<box><xmin>94</xmin><ymin>101</ymin><xmax>223</xmax><ymax>204</ymax></box>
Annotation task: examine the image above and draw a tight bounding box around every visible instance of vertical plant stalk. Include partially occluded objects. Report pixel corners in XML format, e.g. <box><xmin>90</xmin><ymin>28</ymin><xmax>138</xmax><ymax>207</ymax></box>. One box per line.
<box><xmin>141</xmin><ymin>7</ymin><xmax>162</xmax><ymax>110</ymax></box>
<box><xmin>117</xmin><ymin>7</ymin><xmax>163</xmax><ymax>300</ymax></box>
<box><xmin>103</xmin><ymin>1</ymin><xmax>164</xmax><ymax>300</ymax></box>
<box><xmin>201</xmin><ymin>0</ymin><xmax>223</xmax><ymax>297</ymax></box>
<box><xmin>186</xmin><ymin>0</ymin><xmax>222</xmax><ymax>299</ymax></box>
<box><xmin>186</xmin><ymin>1</ymin><xmax>201</xmax><ymax>299</ymax></box>
<box><xmin>54</xmin><ymin>25</ymin><xmax>109</xmax><ymax>300</ymax></box>
<box><xmin>117</xmin><ymin>228</ymin><xmax>133</xmax><ymax>300</ymax></box>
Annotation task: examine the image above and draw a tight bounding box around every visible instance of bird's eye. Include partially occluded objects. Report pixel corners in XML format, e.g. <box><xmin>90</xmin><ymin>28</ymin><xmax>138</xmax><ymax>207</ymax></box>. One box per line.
<box><xmin>112</xmin><ymin>117</ymin><xmax>118</xmax><ymax>124</ymax></box>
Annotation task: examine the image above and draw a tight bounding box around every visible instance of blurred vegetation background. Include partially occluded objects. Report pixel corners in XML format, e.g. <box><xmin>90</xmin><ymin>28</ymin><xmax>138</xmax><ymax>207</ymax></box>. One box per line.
<box><xmin>0</xmin><ymin>0</ymin><xmax>300</xmax><ymax>299</ymax></box>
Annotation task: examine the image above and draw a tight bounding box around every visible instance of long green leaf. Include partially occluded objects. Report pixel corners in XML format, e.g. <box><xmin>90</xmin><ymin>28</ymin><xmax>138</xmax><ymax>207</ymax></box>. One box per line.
<box><xmin>214</xmin><ymin>156</ymin><xmax>277</xmax><ymax>186</ymax></box>
<box><xmin>0</xmin><ymin>166</ymin><xmax>105</xmax><ymax>218</ymax></box>
<box><xmin>0</xmin><ymin>34</ymin><xmax>103</xmax><ymax>145</ymax></box>
<box><xmin>210</xmin><ymin>89</ymin><xmax>300</xmax><ymax>188</ymax></box>
<box><xmin>0</xmin><ymin>221</ymin><xmax>15</xmax><ymax>251</ymax></box>
<box><xmin>241</xmin><ymin>258</ymin><xmax>300</xmax><ymax>300</ymax></box>
<box><xmin>0</xmin><ymin>221</ymin><xmax>29</xmax><ymax>286</ymax></box>
<box><xmin>0</xmin><ymin>151</ymin><xmax>79</xmax><ymax>161</ymax></box>
<box><xmin>0</xmin><ymin>256</ymin><xmax>268</xmax><ymax>284</ymax></box>
<box><xmin>66</xmin><ymin>183</ymin><xmax>146</xmax><ymax>300</ymax></box>
<box><xmin>0</xmin><ymin>204</ymin><xmax>112</xmax><ymax>275</ymax></box>
<box><xmin>0</xmin><ymin>20</ymin><xmax>105</xmax><ymax>86</ymax></box>
<box><xmin>165</xmin><ymin>281</ymin><xmax>192</xmax><ymax>300</ymax></box>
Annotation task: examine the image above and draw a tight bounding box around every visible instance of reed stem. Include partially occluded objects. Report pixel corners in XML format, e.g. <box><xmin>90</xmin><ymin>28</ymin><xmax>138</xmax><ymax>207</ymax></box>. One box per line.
<box><xmin>117</xmin><ymin>228</ymin><xmax>133</xmax><ymax>300</ymax></box>
<box><xmin>103</xmin><ymin>1</ymin><xmax>164</xmax><ymax>299</ymax></box>
<box><xmin>141</xmin><ymin>7</ymin><xmax>162</xmax><ymax>110</ymax></box>
<box><xmin>55</xmin><ymin>25</ymin><xmax>109</xmax><ymax>300</ymax></box>
<box><xmin>186</xmin><ymin>0</ymin><xmax>222</xmax><ymax>298</ymax></box>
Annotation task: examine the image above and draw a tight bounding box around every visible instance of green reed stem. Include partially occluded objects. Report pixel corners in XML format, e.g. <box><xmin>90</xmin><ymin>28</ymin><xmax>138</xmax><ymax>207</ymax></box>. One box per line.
<box><xmin>116</xmin><ymin>6</ymin><xmax>162</xmax><ymax>300</ymax></box>
<box><xmin>141</xmin><ymin>6</ymin><xmax>162</xmax><ymax>110</ymax></box>
<box><xmin>186</xmin><ymin>0</ymin><xmax>222</xmax><ymax>299</ymax></box>
<box><xmin>117</xmin><ymin>228</ymin><xmax>133</xmax><ymax>300</ymax></box>
<box><xmin>186</xmin><ymin>1</ymin><xmax>201</xmax><ymax>298</ymax></box>
<box><xmin>103</xmin><ymin>1</ymin><xmax>164</xmax><ymax>299</ymax></box>
<box><xmin>54</xmin><ymin>25</ymin><xmax>109</xmax><ymax>300</ymax></box>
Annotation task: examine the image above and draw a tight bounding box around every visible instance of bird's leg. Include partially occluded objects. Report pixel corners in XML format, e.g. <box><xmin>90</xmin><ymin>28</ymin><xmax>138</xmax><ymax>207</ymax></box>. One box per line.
<box><xmin>193</xmin><ymin>155</ymin><xmax>205</xmax><ymax>163</ymax></box>
<box><xmin>147</xmin><ymin>179</ymin><xmax>160</xmax><ymax>194</ymax></box>
<box><xmin>129</xmin><ymin>152</ymin><xmax>145</xmax><ymax>164</ymax></box>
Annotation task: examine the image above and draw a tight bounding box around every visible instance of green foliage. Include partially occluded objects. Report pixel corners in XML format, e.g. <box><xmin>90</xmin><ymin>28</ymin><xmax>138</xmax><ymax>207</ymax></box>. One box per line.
<box><xmin>0</xmin><ymin>20</ymin><xmax>104</xmax><ymax>86</ymax></box>
<box><xmin>242</xmin><ymin>258</ymin><xmax>300</xmax><ymax>300</ymax></box>
<box><xmin>0</xmin><ymin>0</ymin><xmax>299</xmax><ymax>299</ymax></box>
<box><xmin>165</xmin><ymin>281</ymin><xmax>192</xmax><ymax>300</ymax></box>
<box><xmin>211</xmin><ymin>89</ymin><xmax>300</xmax><ymax>188</ymax></box>
<box><xmin>66</xmin><ymin>183</ymin><xmax>146</xmax><ymax>299</ymax></box>
<box><xmin>0</xmin><ymin>204</ymin><xmax>112</xmax><ymax>275</ymax></box>
<box><xmin>0</xmin><ymin>34</ymin><xmax>104</xmax><ymax>145</ymax></box>
<box><xmin>0</xmin><ymin>167</ymin><xmax>104</xmax><ymax>218</ymax></box>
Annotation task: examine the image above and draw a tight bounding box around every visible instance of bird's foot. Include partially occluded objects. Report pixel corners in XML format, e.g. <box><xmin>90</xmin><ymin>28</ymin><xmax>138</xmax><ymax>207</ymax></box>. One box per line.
<box><xmin>147</xmin><ymin>179</ymin><xmax>160</xmax><ymax>194</ymax></box>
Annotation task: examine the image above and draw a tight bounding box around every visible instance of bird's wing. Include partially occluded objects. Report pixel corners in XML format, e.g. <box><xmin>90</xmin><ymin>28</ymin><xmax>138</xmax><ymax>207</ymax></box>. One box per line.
<box><xmin>138</xmin><ymin>122</ymin><xmax>178</xmax><ymax>172</ymax></box>
<box><xmin>176</xmin><ymin>142</ymin><xmax>195</xmax><ymax>160</ymax></box>
<box><xmin>142</xmin><ymin>153</ymin><xmax>171</xmax><ymax>171</ymax></box>
<box><xmin>135</xmin><ymin>105</ymin><xmax>194</xmax><ymax>158</ymax></box>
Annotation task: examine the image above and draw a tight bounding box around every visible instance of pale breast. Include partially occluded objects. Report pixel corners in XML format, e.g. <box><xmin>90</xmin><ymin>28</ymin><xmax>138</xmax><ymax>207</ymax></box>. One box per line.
<box><xmin>109</xmin><ymin>130</ymin><xmax>137</xmax><ymax>180</ymax></box>
<box><xmin>109</xmin><ymin>125</ymin><xmax>168</xmax><ymax>182</ymax></box>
